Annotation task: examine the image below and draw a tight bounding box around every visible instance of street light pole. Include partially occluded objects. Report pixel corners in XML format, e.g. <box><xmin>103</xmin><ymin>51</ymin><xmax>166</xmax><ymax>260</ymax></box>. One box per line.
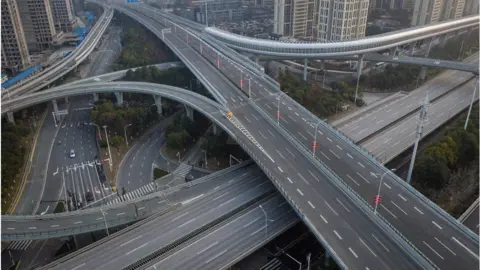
<box><xmin>313</xmin><ymin>121</ymin><xmax>320</xmax><ymax>157</ymax></box>
<box><xmin>203</xmin><ymin>149</ymin><xmax>208</xmax><ymax>169</ymax></box>
<box><xmin>277</xmin><ymin>94</ymin><xmax>281</xmax><ymax>125</ymax></box>
<box><xmin>259</xmin><ymin>205</ymin><xmax>267</xmax><ymax>238</ymax></box>
<box><xmin>248</xmin><ymin>79</ymin><xmax>252</xmax><ymax>99</ymax></box>
<box><xmin>52</xmin><ymin>112</ymin><xmax>58</xmax><ymax>127</ymax></box>
<box><xmin>90</xmin><ymin>123</ymin><xmax>102</xmax><ymax>140</ymax></box>
<box><xmin>103</xmin><ymin>125</ymin><xmax>113</xmax><ymax>171</ymax></box>
<box><xmin>100</xmin><ymin>208</ymin><xmax>109</xmax><ymax>236</ymax></box>
<box><xmin>464</xmin><ymin>76</ymin><xmax>478</xmax><ymax>130</ymax></box>
<box><xmin>371</xmin><ymin>169</ymin><xmax>395</xmax><ymax>214</ymax></box>
<box><xmin>124</xmin><ymin>124</ymin><xmax>132</xmax><ymax>148</ymax></box>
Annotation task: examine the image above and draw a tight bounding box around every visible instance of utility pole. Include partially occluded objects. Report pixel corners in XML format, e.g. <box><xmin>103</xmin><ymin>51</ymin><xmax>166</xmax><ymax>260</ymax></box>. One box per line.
<box><xmin>464</xmin><ymin>76</ymin><xmax>479</xmax><ymax>130</ymax></box>
<box><xmin>103</xmin><ymin>125</ymin><xmax>113</xmax><ymax>172</ymax></box>
<box><xmin>406</xmin><ymin>93</ymin><xmax>429</xmax><ymax>184</ymax></box>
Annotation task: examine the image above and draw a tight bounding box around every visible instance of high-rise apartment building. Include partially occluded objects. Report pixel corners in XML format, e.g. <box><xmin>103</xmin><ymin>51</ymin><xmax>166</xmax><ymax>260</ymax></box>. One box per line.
<box><xmin>197</xmin><ymin>0</ymin><xmax>244</xmax><ymax>25</ymax></box>
<box><xmin>368</xmin><ymin>0</ymin><xmax>376</xmax><ymax>13</ymax></box>
<box><xmin>401</xmin><ymin>0</ymin><xmax>414</xmax><ymax>11</ymax></box>
<box><xmin>17</xmin><ymin>0</ymin><xmax>57</xmax><ymax>52</ymax></box>
<box><xmin>463</xmin><ymin>0</ymin><xmax>479</xmax><ymax>16</ymax></box>
<box><xmin>441</xmin><ymin>0</ymin><xmax>465</xmax><ymax>20</ymax></box>
<box><xmin>317</xmin><ymin>0</ymin><xmax>369</xmax><ymax>41</ymax></box>
<box><xmin>273</xmin><ymin>0</ymin><xmax>318</xmax><ymax>39</ymax></box>
<box><xmin>51</xmin><ymin>0</ymin><xmax>77</xmax><ymax>32</ymax></box>
<box><xmin>1</xmin><ymin>0</ymin><xmax>31</xmax><ymax>71</ymax></box>
<box><xmin>411</xmin><ymin>0</ymin><xmax>443</xmax><ymax>26</ymax></box>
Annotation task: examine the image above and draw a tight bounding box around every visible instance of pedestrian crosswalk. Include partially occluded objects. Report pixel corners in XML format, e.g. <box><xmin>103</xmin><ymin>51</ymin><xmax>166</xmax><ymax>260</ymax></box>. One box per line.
<box><xmin>106</xmin><ymin>182</ymin><xmax>156</xmax><ymax>205</ymax></box>
<box><xmin>172</xmin><ymin>162</ymin><xmax>192</xmax><ymax>182</ymax></box>
<box><xmin>6</xmin><ymin>240</ymin><xmax>32</xmax><ymax>251</ymax></box>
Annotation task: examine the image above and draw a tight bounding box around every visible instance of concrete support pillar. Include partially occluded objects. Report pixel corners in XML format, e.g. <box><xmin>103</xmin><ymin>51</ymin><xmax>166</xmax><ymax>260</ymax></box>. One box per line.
<box><xmin>439</xmin><ymin>34</ymin><xmax>447</xmax><ymax>48</ymax></box>
<box><xmin>324</xmin><ymin>251</ymin><xmax>330</xmax><ymax>266</ymax></box>
<box><xmin>22</xmin><ymin>109</ymin><xmax>27</xmax><ymax>118</ymax></box>
<box><xmin>419</xmin><ymin>37</ymin><xmax>434</xmax><ymax>82</ymax></box>
<box><xmin>65</xmin><ymin>97</ymin><xmax>69</xmax><ymax>103</ymax></box>
<box><xmin>93</xmin><ymin>93</ymin><xmax>99</xmax><ymax>102</ymax></box>
<box><xmin>212</xmin><ymin>123</ymin><xmax>219</xmax><ymax>135</ymax></box>
<box><xmin>419</xmin><ymin>66</ymin><xmax>427</xmax><ymax>81</ymax></box>
<box><xmin>255</xmin><ymin>55</ymin><xmax>260</xmax><ymax>65</ymax></box>
<box><xmin>408</xmin><ymin>43</ymin><xmax>415</xmax><ymax>56</ymax></box>
<box><xmin>153</xmin><ymin>95</ymin><xmax>163</xmax><ymax>116</ymax></box>
<box><xmin>389</xmin><ymin>46</ymin><xmax>397</xmax><ymax>56</ymax></box>
<box><xmin>114</xmin><ymin>92</ymin><xmax>123</xmax><ymax>105</ymax></box>
<box><xmin>354</xmin><ymin>54</ymin><xmax>364</xmax><ymax>105</ymax></box>
<box><xmin>320</xmin><ymin>60</ymin><xmax>325</xmax><ymax>70</ymax></box>
<box><xmin>184</xmin><ymin>105</ymin><xmax>194</xmax><ymax>121</ymax></box>
<box><xmin>303</xmin><ymin>59</ymin><xmax>308</xmax><ymax>81</ymax></box>
<box><xmin>52</xmin><ymin>99</ymin><xmax>60</xmax><ymax>121</ymax></box>
<box><xmin>6</xmin><ymin>111</ymin><xmax>15</xmax><ymax>124</ymax></box>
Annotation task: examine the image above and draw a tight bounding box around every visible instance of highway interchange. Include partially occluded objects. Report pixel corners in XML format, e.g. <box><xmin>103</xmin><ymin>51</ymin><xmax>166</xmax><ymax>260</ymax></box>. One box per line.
<box><xmin>2</xmin><ymin>1</ymin><xmax>479</xmax><ymax>269</ymax></box>
<box><xmin>118</xmin><ymin>5</ymin><xmax>479</xmax><ymax>269</ymax></box>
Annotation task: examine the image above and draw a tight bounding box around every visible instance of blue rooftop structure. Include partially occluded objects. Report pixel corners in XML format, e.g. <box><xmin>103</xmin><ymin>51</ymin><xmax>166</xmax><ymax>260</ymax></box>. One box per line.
<box><xmin>2</xmin><ymin>65</ymin><xmax>41</xmax><ymax>89</ymax></box>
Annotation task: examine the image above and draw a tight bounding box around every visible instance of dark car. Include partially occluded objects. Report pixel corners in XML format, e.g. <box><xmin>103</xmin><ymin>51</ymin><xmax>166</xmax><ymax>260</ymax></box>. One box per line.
<box><xmin>86</xmin><ymin>191</ymin><xmax>94</xmax><ymax>202</ymax></box>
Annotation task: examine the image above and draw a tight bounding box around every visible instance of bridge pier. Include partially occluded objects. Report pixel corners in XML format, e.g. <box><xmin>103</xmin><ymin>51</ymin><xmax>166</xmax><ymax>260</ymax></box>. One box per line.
<box><xmin>439</xmin><ymin>34</ymin><xmax>447</xmax><ymax>48</ymax></box>
<box><xmin>52</xmin><ymin>100</ymin><xmax>60</xmax><ymax>121</ymax></box>
<box><xmin>303</xmin><ymin>59</ymin><xmax>308</xmax><ymax>81</ymax></box>
<box><xmin>419</xmin><ymin>37</ymin><xmax>434</xmax><ymax>82</ymax></box>
<box><xmin>153</xmin><ymin>95</ymin><xmax>163</xmax><ymax>116</ymax></box>
<box><xmin>212</xmin><ymin>123</ymin><xmax>219</xmax><ymax>135</ymax></box>
<box><xmin>22</xmin><ymin>109</ymin><xmax>27</xmax><ymax>118</ymax></box>
<box><xmin>93</xmin><ymin>93</ymin><xmax>99</xmax><ymax>102</ymax></box>
<box><xmin>65</xmin><ymin>97</ymin><xmax>69</xmax><ymax>103</ymax></box>
<box><xmin>319</xmin><ymin>60</ymin><xmax>325</xmax><ymax>70</ymax></box>
<box><xmin>114</xmin><ymin>92</ymin><xmax>123</xmax><ymax>105</ymax></box>
<box><xmin>6</xmin><ymin>111</ymin><xmax>15</xmax><ymax>124</ymax></box>
<box><xmin>408</xmin><ymin>43</ymin><xmax>415</xmax><ymax>56</ymax></box>
<box><xmin>354</xmin><ymin>54</ymin><xmax>364</xmax><ymax>104</ymax></box>
<box><xmin>389</xmin><ymin>46</ymin><xmax>397</xmax><ymax>56</ymax></box>
<box><xmin>324</xmin><ymin>251</ymin><xmax>330</xmax><ymax>266</ymax></box>
<box><xmin>184</xmin><ymin>105</ymin><xmax>194</xmax><ymax>121</ymax></box>
<box><xmin>255</xmin><ymin>55</ymin><xmax>260</xmax><ymax>65</ymax></box>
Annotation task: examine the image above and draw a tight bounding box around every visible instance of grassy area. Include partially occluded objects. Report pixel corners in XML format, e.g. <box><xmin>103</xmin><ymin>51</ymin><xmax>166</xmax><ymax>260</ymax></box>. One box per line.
<box><xmin>153</xmin><ymin>168</ymin><xmax>169</xmax><ymax>179</ymax></box>
<box><xmin>54</xmin><ymin>201</ymin><xmax>66</xmax><ymax>213</ymax></box>
<box><xmin>161</xmin><ymin>142</ymin><xmax>193</xmax><ymax>163</ymax></box>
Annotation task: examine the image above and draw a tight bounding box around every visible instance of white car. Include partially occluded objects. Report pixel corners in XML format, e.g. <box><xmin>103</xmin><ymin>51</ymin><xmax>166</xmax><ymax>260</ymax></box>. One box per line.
<box><xmin>70</xmin><ymin>149</ymin><xmax>76</xmax><ymax>158</ymax></box>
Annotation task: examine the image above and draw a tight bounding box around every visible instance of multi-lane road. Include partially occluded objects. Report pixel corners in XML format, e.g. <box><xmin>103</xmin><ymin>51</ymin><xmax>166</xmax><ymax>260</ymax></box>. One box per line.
<box><xmin>119</xmin><ymin>6</ymin><xmax>479</xmax><ymax>268</ymax></box>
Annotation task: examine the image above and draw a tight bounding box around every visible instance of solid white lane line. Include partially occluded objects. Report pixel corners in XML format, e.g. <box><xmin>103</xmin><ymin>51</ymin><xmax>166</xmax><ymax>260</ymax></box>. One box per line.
<box><xmin>336</xmin><ymin>145</ymin><xmax>343</xmax><ymax>150</ymax></box>
<box><xmin>320</xmin><ymin>215</ymin><xmax>328</xmax><ymax>223</ymax></box>
<box><xmin>383</xmin><ymin>183</ymin><xmax>392</xmax><ymax>189</ymax></box>
<box><xmin>213</xmin><ymin>192</ymin><xmax>229</xmax><ymax>201</ymax></box>
<box><xmin>278</xmin><ymin>166</ymin><xmax>283</xmax><ymax>173</ymax></box>
<box><xmin>179</xmin><ymin>218</ymin><xmax>196</xmax><ymax>228</ymax></box>
<box><xmin>244</xmin><ymin>217</ymin><xmax>260</xmax><ymax>228</ymax></box>
<box><xmin>28</xmin><ymin>227</ymin><xmax>37</xmax><ymax>230</ymax></box>
<box><xmin>346</xmin><ymin>174</ymin><xmax>360</xmax><ymax>186</ymax></box>
<box><xmin>325</xmin><ymin>201</ymin><xmax>339</xmax><ymax>216</ymax></box>
<box><xmin>359</xmin><ymin>237</ymin><xmax>377</xmax><ymax>257</ymax></box>
<box><xmin>451</xmin><ymin>237</ymin><xmax>479</xmax><ymax>259</ymax></box>
<box><xmin>71</xmin><ymin>263</ymin><xmax>86</xmax><ymax>270</ymax></box>
<box><xmin>287</xmin><ymin>177</ymin><xmax>293</xmax><ymax>184</ymax></box>
<box><xmin>333</xmin><ymin>230</ymin><xmax>343</xmax><ymax>240</ymax></box>
<box><xmin>336</xmin><ymin>198</ymin><xmax>350</xmax><ymax>212</ymax></box>
<box><xmin>172</xmin><ymin>212</ymin><xmax>190</xmax><ymax>222</ymax></box>
<box><xmin>423</xmin><ymin>241</ymin><xmax>444</xmax><ymax>260</ymax></box>
<box><xmin>372</xmin><ymin>234</ymin><xmax>390</xmax><ymax>252</ymax></box>
<box><xmin>214</xmin><ymin>186</ymin><xmax>220</xmax><ymax>190</ymax></box>
<box><xmin>126</xmin><ymin>243</ymin><xmax>148</xmax><ymax>255</ymax></box>
<box><xmin>349</xmin><ymin>247</ymin><xmax>358</xmax><ymax>258</ymax></box>
<box><xmin>357</xmin><ymin>162</ymin><xmax>365</xmax><ymax>168</ymax></box>
<box><xmin>356</xmin><ymin>172</ymin><xmax>370</xmax><ymax>184</ymax></box>
<box><xmin>391</xmin><ymin>201</ymin><xmax>408</xmax><ymax>215</ymax></box>
<box><xmin>7</xmin><ymin>228</ymin><xmax>15</xmax><ymax>230</ymax></box>
<box><xmin>414</xmin><ymin>206</ymin><xmax>424</xmax><ymax>215</ymax></box>
<box><xmin>285</xmin><ymin>148</ymin><xmax>296</xmax><ymax>158</ymax></box>
<box><xmin>297</xmin><ymin>132</ymin><xmax>307</xmax><ymax>140</ymax></box>
<box><xmin>308</xmin><ymin>170</ymin><xmax>320</xmax><ymax>182</ymax></box>
<box><xmin>197</xmin><ymin>241</ymin><xmax>219</xmax><ymax>255</ymax></box>
<box><xmin>381</xmin><ymin>205</ymin><xmax>397</xmax><ymax>219</ymax></box>
<box><xmin>244</xmin><ymin>116</ymin><xmax>251</xmax><ymax>123</ymax></box>
<box><xmin>432</xmin><ymin>221</ymin><xmax>443</xmax><ymax>230</ymax></box>
<box><xmin>370</xmin><ymin>173</ymin><xmax>378</xmax><ymax>179</ymax></box>
<box><xmin>320</xmin><ymin>151</ymin><xmax>331</xmax><ymax>160</ymax></box>
<box><xmin>205</xmin><ymin>249</ymin><xmax>229</xmax><ymax>264</ymax></box>
<box><xmin>298</xmin><ymin>173</ymin><xmax>309</xmax><ymax>185</ymax></box>
<box><xmin>398</xmin><ymin>194</ymin><xmax>407</xmax><ymax>202</ymax></box>
<box><xmin>251</xmin><ymin>225</ymin><xmax>266</xmax><ymax>236</ymax></box>
<box><xmin>96</xmin><ymin>217</ymin><xmax>103</xmax><ymax>221</ymax></box>
<box><xmin>219</xmin><ymin>198</ymin><xmax>235</xmax><ymax>207</ymax></box>
<box><xmin>308</xmin><ymin>201</ymin><xmax>315</xmax><ymax>209</ymax></box>
<box><xmin>120</xmin><ymin>235</ymin><xmax>143</xmax><ymax>247</ymax></box>
<box><xmin>329</xmin><ymin>149</ymin><xmax>340</xmax><ymax>159</ymax></box>
<box><xmin>117</xmin><ymin>212</ymin><xmax>126</xmax><ymax>216</ymax></box>
<box><xmin>50</xmin><ymin>225</ymin><xmax>59</xmax><ymax>228</ymax></box>
<box><xmin>327</xmin><ymin>137</ymin><xmax>332</xmax><ymax>142</ymax></box>
<box><xmin>297</xmin><ymin>189</ymin><xmax>304</xmax><ymax>196</ymax></box>
<box><xmin>434</xmin><ymin>237</ymin><xmax>456</xmax><ymax>256</ymax></box>
<box><xmin>138</xmin><ymin>207</ymin><xmax>145</xmax><ymax>210</ymax></box>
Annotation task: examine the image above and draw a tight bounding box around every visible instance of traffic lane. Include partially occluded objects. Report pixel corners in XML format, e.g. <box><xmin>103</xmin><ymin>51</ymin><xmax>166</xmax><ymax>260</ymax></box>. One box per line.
<box><xmin>363</xmin><ymin>84</ymin><xmax>475</xmax><ymax>160</ymax></box>
<box><xmin>154</xmin><ymin>195</ymin><xmax>296</xmax><ymax>270</ymax></box>
<box><xmin>463</xmin><ymin>205</ymin><xmax>479</xmax><ymax>235</ymax></box>
<box><xmin>227</xmin><ymin>107</ymin><xmax>421</xmax><ymax>269</ymax></box>
<box><xmin>251</xmin><ymin>93</ymin><xmax>479</xmax><ymax>266</ymax></box>
<box><xmin>49</xmin><ymin>176</ymin><xmax>272</xmax><ymax>270</ymax></box>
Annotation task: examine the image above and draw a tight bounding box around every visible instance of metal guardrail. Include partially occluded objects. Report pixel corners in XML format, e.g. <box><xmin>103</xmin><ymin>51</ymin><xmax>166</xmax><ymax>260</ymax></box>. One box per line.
<box><xmin>458</xmin><ymin>198</ymin><xmax>479</xmax><ymax>223</ymax></box>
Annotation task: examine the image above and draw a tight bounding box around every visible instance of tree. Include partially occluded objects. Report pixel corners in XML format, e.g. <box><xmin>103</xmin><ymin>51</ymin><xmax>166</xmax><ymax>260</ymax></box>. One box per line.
<box><xmin>111</xmin><ymin>135</ymin><xmax>124</xmax><ymax>149</ymax></box>
<box><xmin>166</xmin><ymin>130</ymin><xmax>191</xmax><ymax>150</ymax></box>
<box><xmin>415</xmin><ymin>154</ymin><xmax>451</xmax><ymax>190</ymax></box>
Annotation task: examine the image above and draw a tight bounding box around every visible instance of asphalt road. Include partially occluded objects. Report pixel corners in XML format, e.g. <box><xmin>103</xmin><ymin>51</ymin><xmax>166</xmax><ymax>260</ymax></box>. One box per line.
<box><xmin>148</xmin><ymin>194</ymin><xmax>298</xmax><ymax>270</ymax></box>
<box><xmin>463</xmin><ymin>205</ymin><xmax>479</xmax><ymax>235</ymax></box>
<box><xmin>335</xmin><ymin>54</ymin><xmax>478</xmax><ymax>143</ymax></box>
<box><xmin>42</xmin><ymin>171</ymin><xmax>274</xmax><ymax>270</ymax></box>
<box><xmin>119</xmin><ymin>6</ymin><xmax>479</xmax><ymax>268</ymax></box>
<box><xmin>361</xmin><ymin>79</ymin><xmax>478</xmax><ymax>162</ymax></box>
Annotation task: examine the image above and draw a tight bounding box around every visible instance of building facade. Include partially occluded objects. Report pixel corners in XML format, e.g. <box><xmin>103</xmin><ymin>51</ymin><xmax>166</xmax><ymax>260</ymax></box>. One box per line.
<box><xmin>317</xmin><ymin>0</ymin><xmax>369</xmax><ymax>41</ymax></box>
<box><xmin>274</xmin><ymin>0</ymin><xmax>318</xmax><ymax>39</ymax></box>
<box><xmin>411</xmin><ymin>0</ymin><xmax>443</xmax><ymax>26</ymax></box>
<box><xmin>51</xmin><ymin>0</ymin><xmax>77</xmax><ymax>32</ymax></box>
<box><xmin>463</xmin><ymin>0</ymin><xmax>479</xmax><ymax>16</ymax></box>
<box><xmin>401</xmin><ymin>0</ymin><xmax>414</xmax><ymax>11</ymax></box>
<box><xmin>441</xmin><ymin>0</ymin><xmax>465</xmax><ymax>20</ymax></box>
<box><xmin>196</xmin><ymin>0</ymin><xmax>245</xmax><ymax>25</ymax></box>
<box><xmin>17</xmin><ymin>0</ymin><xmax>57</xmax><ymax>52</ymax></box>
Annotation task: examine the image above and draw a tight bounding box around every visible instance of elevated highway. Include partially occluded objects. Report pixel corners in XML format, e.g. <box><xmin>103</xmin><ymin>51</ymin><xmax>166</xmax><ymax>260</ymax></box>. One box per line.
<box><xmin>1</xmin><ymin>4</ymin><xmax>113</xmax><ymax>98</ymax></box>
<box><xmin>98</xmin><ymin>4</ymin><xmax>479</xmax><ymax>269</ymax></box>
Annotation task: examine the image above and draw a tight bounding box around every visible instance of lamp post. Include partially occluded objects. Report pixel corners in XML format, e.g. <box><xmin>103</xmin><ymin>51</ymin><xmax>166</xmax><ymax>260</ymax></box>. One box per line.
<box><xmin>370</xmin><ymin>169</ymin><xmax>395</xmax><ymax>214</ymax></box>
<box><xmin>247</xmin><ymin>79</ymin><xmax>252</xmax><ymax>99</ymax></box>
<box><xmin>52</xmin><ymin>112</ymin><xmax>58</xmax><ymax>127</ymax></box>
<box><xmin>202</xmin><ymin>149</ymin><xmax>208</xmax><ymax>169</ymax></box>
<box><xmin>312</xmin><ymin>121</ymin><xmax>321</xmax><ymax>157</ymax></box>
<box><xmin>100</xmin><ymin>208</ymin><xmax>109</xmax><ymax>236</ymax></box>
<box><xmin>89</xmin><ymin>123</ymin><xmax>102</xmax><ymax>140</ymax></box>
<box><xmin>124</xmin><ymin>124</ymin><xmax>132</xmax><ymax>148</ymax></box>
<box><xmin>277</xmin><ymin>94</ymin><xmax>281</xmax><ymax>125</ymax></box>
<box><xmin>103</xmin><ymin>125</ymin><xmax>113</xmax><ymax>171</ymax></box>
<box><xmin>322</xmin><ymin>69</ymin><xmax>326</xmax><ymax>89</ymax></box>
<box><xmin>464</xmin><ymin>76</ymin><xmax>479</xmax><ymax>130</ymax></box>
<box><xmin>259</xmin><ymin>205</ymin><xmax>268</xmax><ymax>238</ymax></box>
